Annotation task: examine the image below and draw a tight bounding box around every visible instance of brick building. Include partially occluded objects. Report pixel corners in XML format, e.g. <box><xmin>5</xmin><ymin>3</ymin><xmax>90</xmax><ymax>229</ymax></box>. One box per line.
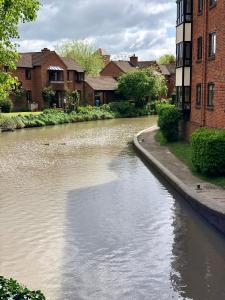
<box><xmin>100</xmin><ymin>55</ymin><xmax>175</xmax><ymax>98</ymax></box>
<box><xmin>176</xmin><ymin>0</ymin><xmax>225</xmax><ymax>136</ymax></box>
<box><xmin>11</xmin><ymin>48</ymin><xmax>85</xmax><ymax>111</ymax></box>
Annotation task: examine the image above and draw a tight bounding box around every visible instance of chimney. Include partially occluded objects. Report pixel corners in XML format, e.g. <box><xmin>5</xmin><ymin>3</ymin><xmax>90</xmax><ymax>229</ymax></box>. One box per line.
<box><xmin>41</xmin><ymin>48</ymin><xmax>50</xmax><ymax>52</ymax></box>
<box><xmin>103</xmin><ymin>54</ymin><xmax>111</xmax><ymax>66</ymax></box>
<box><xmin>130</xmin><ymin>54</ymin><xmax>138</xmax><ymax>67</ymax></box>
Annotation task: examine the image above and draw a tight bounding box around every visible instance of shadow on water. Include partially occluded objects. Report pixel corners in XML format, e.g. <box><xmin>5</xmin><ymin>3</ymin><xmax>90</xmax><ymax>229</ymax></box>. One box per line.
<box><xmin>61</xmin><ymin>144</ymin><xmax>225</xmax><ymax>300</ymax></box>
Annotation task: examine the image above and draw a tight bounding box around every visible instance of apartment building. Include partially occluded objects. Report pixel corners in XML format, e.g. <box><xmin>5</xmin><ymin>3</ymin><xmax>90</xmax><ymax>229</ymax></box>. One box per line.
<box><xmin>176</xmin><ymin>0</ymin><xmax>225</xmax><ymax>136</ymax></box>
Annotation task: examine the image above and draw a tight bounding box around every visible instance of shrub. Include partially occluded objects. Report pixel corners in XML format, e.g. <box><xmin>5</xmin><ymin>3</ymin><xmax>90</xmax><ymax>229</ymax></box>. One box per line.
<box><xmin>0</xmin><ymin>276</ymin><xmax>46</xmax><ymax>300</ymax></box>
<box><xmin>157</xmin><ymin>104</ymin><xmax>180</xmax><ymax>142</ymax></box>
<box><xmin>191</xmin><ymin>128</ymin><xmax>225</xmax><ymax>176</ymax></box>
<box><xmin>0</xmin><ymin>98</ymin><xmax>13</xmax><ymax>113</ymax></box>
<box><xmin>0</xmin><ymin>115</ymin><xmax>16</xmax><ymax>131</ymax></box>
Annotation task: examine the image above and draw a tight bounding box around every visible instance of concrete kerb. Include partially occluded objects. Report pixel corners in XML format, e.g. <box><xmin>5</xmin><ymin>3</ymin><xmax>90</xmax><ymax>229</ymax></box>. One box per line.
<box><xmin>133</xmin><ymin>126</ymin><xmax>225</xmax><ymax>235</ymax></box>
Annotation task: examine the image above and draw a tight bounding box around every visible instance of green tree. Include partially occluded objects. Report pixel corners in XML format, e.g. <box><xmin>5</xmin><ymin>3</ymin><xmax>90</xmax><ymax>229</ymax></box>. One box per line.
<box><xmin>56</xmin><ymin>40</ymin><xmax>104</xmax><ymax>76</ymax></box>
<box><xmin>117</xmin><ymin>68</ymin><xmax>168</xmax><ymax>108</ymax></box>
<box><xmin>157</xmin><ymin>54</ymin><xmax>175</xmax><ymax>64</ymax></box>
<box><xmin>0</xmin><ymin>0</ymin><xmax>40</xmax><ymax>101</ymax></box>
<box><xmin>42</xmin><ymin>86</ymin><xmax>56</xmax><ymax>107</ymax></box>
<box><xmin>65</xmin><ymin>89</ymin><xmax>80</xmax><ymax>112</ymax></box>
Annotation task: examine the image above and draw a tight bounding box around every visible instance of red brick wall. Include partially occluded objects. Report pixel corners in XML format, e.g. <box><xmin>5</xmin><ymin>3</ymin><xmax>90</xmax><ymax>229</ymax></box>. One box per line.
<box><xmin>191</xmin><ymin>1</ymin><xmax>225</xmax><ymax>130</ymax></box>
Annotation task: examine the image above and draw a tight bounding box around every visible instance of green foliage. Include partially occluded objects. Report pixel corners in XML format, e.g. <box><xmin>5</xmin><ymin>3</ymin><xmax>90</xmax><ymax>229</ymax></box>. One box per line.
<box><xmin>65</xmin><ymin>89</ymin><xmax>80</xmax><ymax>112</ymax></box>
<box><xmin>42</xmin><ymin>86</ymin><xmax>56</xmax><ymax>105</ymax></box>
<box><xmin>117</xmin><ymin>68</ymin><xmax>168</xmax><ymax>108</ymax></box>
<box><xmin>56</xmin><ymin>40</ymin><xmax>104</xmax><ymax>75</ymax></box>
<box><xmin>0</xmin><ymin>0</ymin><xmax>40</xmax><ymax>100</ymax></box>
<box><xmin>191</xmin><ymin>128</ymin><xmax>225</xmax><ymax>176</ymax></box>
<box><xmin>157</xmin><ymin>54</ymin><xmax>175</xmax><ymax>64</ymax></box>
<box><xmin>157</xmin><ymin>104</ymin><xmax>181</xmax><ymax>142</ymax></box>
<box><xmin>0</xmin><ymin>276</ymin><xmax>45</xmax><ymax>300</ymax></box>
<box><xmin>0</xmin><ymin>98</ymin><xmax>13</xmax><ymax>112</ymax></box>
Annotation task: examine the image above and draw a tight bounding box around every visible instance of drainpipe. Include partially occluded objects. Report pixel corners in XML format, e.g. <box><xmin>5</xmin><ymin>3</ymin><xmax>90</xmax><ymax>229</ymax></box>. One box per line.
<box><xmin>202</xmin><ymin>1</ymin><xmax>208</xmax><ymax>127</ymax></box>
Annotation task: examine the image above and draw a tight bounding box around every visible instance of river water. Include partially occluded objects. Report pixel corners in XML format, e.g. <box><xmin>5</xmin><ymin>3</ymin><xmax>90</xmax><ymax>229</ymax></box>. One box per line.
<box><xmin>0</xmin><ymin>117</ymin><xmax>225</xmax><ymax>300</ymax></box>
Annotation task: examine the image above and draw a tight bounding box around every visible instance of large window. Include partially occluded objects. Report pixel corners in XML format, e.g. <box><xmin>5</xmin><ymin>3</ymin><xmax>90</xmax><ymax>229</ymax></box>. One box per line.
<box><xmin>196</xmin><ymin>84</ymin><xmax>202</xmax><ymax>105</ymax></box>
<box><xmin>207</xmin><ymin>83</ymin><xmax>215</xmax><ymax>106</ymax></box>
<box><xmin>198</xmin><ymin>0</ymin><xmax>203</xmax><ymax>14</ymax></box>
<box><xmin>197</xmin><ymin>37</ymin><xmax>203</xmax><ymax>61</ymax></box>
<box><xmin>49</xmin><ymin>70</ymin><xmax>64</xmax><ymax>82</ymax></box>
<box><xmin>177</xmin><ymin>0</ymin><xmax>192</xmax><ymax>25</ymax></box>
<box><xmin>176</xmin><ymin>42</ymin><xmax>192</xmax><ymax>67</ymax></box>
<box><xmin>75</xmin><ymin>72</ymin><xmax>84</xmax><ymax>82</ymax></box>
<box><xmin>208</xmin><ymin>32</ymin><xmax>216</xmax><ymax>58</ymax></box>
<box><xmin>176</xmin><ymin>86</ymin><xmax>191</xmax><ymax>109</ymax></box>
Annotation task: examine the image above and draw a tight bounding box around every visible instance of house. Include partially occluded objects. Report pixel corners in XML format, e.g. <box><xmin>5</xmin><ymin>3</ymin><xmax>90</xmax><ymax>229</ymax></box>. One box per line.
<box><xmin>11</xmin><ymin>48</ymin><xmax>85</xmax><ymax>111</ymax></box>
<box><xmin>100</xmin><ymin>55</ymin><xmax>175</xmax><ymax>98</ymax></box>
<box><xmin>84</xmin><ymin>76</ymin><xmax>118</xmax><ymax>105</ymax></box>
<box><xmin>176</xmin><ymin>0</ymin><xmax>225</xmax><ymax>137</ymax></box>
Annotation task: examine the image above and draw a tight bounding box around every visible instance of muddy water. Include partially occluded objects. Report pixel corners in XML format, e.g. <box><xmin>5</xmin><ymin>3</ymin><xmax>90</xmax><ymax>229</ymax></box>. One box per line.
<box><xmin>0</xmin><ymin>117</ymin><xmax>225</xmax><ymax>300</ymax></box>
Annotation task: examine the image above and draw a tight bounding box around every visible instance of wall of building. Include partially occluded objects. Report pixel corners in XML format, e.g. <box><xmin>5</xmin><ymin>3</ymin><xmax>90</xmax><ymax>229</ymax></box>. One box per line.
<box><xmin>191</xmin><ymin>0</ymin><xmax>225</xmax><ymax>130</ymax></box>
<box><xmin>100</xmin><ymin>62</ymin><xmax>124</xmax><ymax>78</ymax></box>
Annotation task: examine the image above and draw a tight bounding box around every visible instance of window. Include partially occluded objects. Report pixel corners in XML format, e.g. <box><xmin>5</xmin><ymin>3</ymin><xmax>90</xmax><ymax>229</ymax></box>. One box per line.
<box><xmin>25</xmin><ymin>68</ymin><xmax>32</xmax><ymax>80</ymax></box>
<box><xmin>196</xmin><ymin>84</ymin><xmax>202</xmax><ymax>105</ymax></box>
<box><xmin>208</xmin><ymin>32</ymin><xmax>216</xmax><ymax>58</ymax></box>
<box><xmin>209</xmin><ymin>0</ymin><xmax>216</xmax><ymax>7</ymax></box>
<box><xmin>197</xmin><ymin>37</ymin><xmax>203</xmax><ymax>61</ymax></box>
<box><xmin>75</xmin><ymin>72</ymin><xmax>84</xmax><ymax>82</ymax></box>
<box><xmin>4</xmin><ymin>66</ymin><xmax>9</xmax><ymax>72</ymax></box>
<box><xmin>177</xmin><ymin>0</ymin><xmax>192</xmax><ymax>25</ymax></box>
<box><xmin>198</xmin><ymin>0</ymin><xmax>203</xmax><ymax>14</ymax></box>
<box><xmin>176</xmin><ymin>86</ymin><xmax>191</xmax><ymax>109</ymax></box>
<box><xmin>49</xmin><ymin>70</ymin><xmax>64</xmax><ymax>82</ymax></box>
<box><xmin>207</xmin><ymin>83</ymin><xmax>215</xmax><ymax>106</ymax></box>
<box><xmin>176</xmin><ymin>42</ymin><xmax>192</xmax><ymax>67</ymax></box>
<box><xmin>26</xmin><ymin>90</ymin><xmax>32</xmax><ymax>102</ymax></box>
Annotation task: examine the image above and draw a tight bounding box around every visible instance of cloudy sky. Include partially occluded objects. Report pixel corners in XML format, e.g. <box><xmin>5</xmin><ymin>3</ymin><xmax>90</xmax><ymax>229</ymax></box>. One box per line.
<box><xmin>18</xmin><ymin>0</ymin><xmax>176</xmax><ymax>60</ymax></box>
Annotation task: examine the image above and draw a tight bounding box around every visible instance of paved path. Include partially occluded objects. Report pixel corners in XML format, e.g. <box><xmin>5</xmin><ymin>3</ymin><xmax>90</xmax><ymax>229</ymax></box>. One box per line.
<box><xmin>136</xmin><ymin>127</ymin><xmax>225</xmax><ymax>216</ymax></box>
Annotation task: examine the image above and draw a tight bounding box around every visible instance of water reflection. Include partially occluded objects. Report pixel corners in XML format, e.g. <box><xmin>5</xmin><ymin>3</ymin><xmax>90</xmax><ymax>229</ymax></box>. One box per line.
<box><xmin>0</xmin><ymin>117</ymin><xmax>225</xmax><ymax>300</ymax></box>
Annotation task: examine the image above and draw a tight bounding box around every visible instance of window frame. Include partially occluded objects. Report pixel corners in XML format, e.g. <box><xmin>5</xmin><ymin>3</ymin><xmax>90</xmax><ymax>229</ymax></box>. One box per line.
<box><xmin>209</xmin><ymin>0</ymin><xmax>216</xmax><ymax>8</ymax></box>
<box><xmin>197</xmin><ymin>37</ymin><xmax>203</xmax><ymax>61</ymax></box>
<box><xmin>25</xmin><ymin>68</ymin><xmax>32</xmax><ymax>80</ymax></box>
<box><xmin>198</xmin><ymin>0</ymin><xmax>203</xmax><ymax>14</ymax></box>
<box><xmin>207</xmin><ymin>83</ymin><xmax>215</xmax><ymax>107</ymax></box>
<box><xmin>196</xmin><ymin>84</ymin><xmax>202</xmax><ymax>106</ymax></box>
<box><xmin>208</xmin><ymin>32</ymin><xmax>216</xmax><ymax>58</ymax></box>
<box><xmin>26</xmin><ymin>90</ymin><xmax>32</xmax><ymax>102</ymax></box>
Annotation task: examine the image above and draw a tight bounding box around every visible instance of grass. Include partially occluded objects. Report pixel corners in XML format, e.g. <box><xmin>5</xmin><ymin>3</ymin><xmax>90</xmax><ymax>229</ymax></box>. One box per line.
<box><xmin>2</xmin><ymin>112</ymin><xmax>42</xmax><ymax>117</ymax></box>
<box><xmin>155</xmin><ymin>130</ymin><xmax>225</xmax><ymax>188</ymax></box>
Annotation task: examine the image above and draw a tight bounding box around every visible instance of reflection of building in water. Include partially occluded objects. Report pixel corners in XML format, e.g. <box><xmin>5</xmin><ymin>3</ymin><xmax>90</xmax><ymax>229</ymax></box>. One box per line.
<box><xmin>170</xmin><ymin>197</ymin><xmax>225</xmax><ymax>299</ymax></box>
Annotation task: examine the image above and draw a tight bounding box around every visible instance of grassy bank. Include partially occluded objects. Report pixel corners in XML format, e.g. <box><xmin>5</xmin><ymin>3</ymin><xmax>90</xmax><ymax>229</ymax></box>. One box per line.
<box><xmin>155</xmin><ymin>131</ymin><xmax>225</xmax><ymax>188</ymax></box>
<box><xmin>2</xmin><ymin>112</ymin><xmax>42</xmax><ymax>117</ymax></box>
<box><xmin>0</xmin><ymin>102</ymin><xmax>154</xmax><ymax>131</ymax></box>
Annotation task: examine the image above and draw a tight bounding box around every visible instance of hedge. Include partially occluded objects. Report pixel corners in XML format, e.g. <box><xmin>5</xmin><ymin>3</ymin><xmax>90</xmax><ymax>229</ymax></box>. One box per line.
<box><xmin>157</xmin><ymin>104</ymin><xmax>180</xmax><ymax>142</ymax></box>
<box><xmin>191</xmin><ymin>128</ymin><xmax>225</xmax><ymax>176</ymax></box>
<box><xmin>0</xmin><ymin>276</ymin><xmax>46</xmax><ymax>300</ymax></box>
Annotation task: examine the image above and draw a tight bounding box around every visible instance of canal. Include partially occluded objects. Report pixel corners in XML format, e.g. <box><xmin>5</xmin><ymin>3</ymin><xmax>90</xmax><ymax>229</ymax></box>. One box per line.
<box><xmin>0</xmin><ymin>117</ymin><xmax>225</xmax><ymax>300</ymax></box>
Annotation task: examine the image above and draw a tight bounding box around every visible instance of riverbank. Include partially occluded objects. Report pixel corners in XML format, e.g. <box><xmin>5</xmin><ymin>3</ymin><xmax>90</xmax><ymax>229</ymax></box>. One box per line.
<box><xmin>134</xmin><ymin>126</ymin><xmax>225</xmax><ymax>235</ymax></box>
<box><xmin>0</xmin><ymin>103</ymin><xmax>154</xmax><ymax>133</ymax></box>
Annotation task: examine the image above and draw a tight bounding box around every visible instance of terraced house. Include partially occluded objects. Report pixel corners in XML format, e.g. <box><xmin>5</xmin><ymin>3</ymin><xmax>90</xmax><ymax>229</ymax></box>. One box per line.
<box><xmin>176</xmin><ymin>0</ymin><xmax>225</xmax><ymax>137</ymax></box>
<box><xmin>11</xmin><ymin>48</ymin><xmax>85</xmax><ymax>111</ymax></box>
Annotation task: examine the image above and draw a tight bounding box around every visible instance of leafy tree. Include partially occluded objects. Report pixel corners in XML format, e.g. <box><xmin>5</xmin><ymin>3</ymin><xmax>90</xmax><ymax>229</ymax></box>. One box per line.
<box><xmin>117</xmin><ymin>68</ymin><xmax>168</xmax><ymax>108</ymax></box>
<box><xmin>0</xmin><ymin>0</ymin><xmax>40</xmax><ymax>101</ymax></box>
<box><xmin>157</xmin><ymin>54</ymin><xmax>175</xmax><ymax>64</ymax></box>
<box><xmin>42</xmin><ymin>86</ymin><xmax>56</xmax><ymax>106</ymax></box>
<box><xmin>56</xmin><ymin>40</ymin><xmax>104</xmax><ymax>76</ymax></box>
<box><xmin>65</xmin><ymin>89</ymin><xmax>80</xmax><ymax>112</ymax></box>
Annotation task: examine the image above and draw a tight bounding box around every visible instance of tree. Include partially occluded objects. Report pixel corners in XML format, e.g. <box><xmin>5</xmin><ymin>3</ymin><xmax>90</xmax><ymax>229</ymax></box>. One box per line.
<box><xmin>56</xmin><ymin>40</ymin><xmax>104</xmax><ymax>76</ymax></box>
<box><xmin>65</xmin><ymin>89</ymin><xmax>80</xmax><ymax>112</ymax></box>
<box><xmin>0</xmin><ymin>0</ymin><xmax>40</xmax><ymax>101</ymax></box>
<box><xmin>42</xmin><ymin>86</ymin><xmax>56</xmax><ymax>107</ymax></box>
<box><xmin>117</xmin><ymin>68</ymin><xmax>168</xmax><ymax>108</ymax></box>
<box><xmin>157</xmin><ymin>54</ymin><xmax>175</xmax><ymax>64</ymax></box>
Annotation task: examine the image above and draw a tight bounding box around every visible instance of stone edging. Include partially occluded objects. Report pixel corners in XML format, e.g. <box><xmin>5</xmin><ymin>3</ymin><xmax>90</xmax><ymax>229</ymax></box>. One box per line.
<box><xmin>133</xmin><ymin>126</ymin><xmax>225</xmax><ymax>235</ymax></box>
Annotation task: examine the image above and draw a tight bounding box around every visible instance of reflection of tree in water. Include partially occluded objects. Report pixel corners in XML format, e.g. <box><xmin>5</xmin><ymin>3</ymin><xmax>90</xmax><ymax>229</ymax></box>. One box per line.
<box><xmin>170</xmin><ymin>195</ymin><xmax>225</xmax><ymax>300</ymax></box>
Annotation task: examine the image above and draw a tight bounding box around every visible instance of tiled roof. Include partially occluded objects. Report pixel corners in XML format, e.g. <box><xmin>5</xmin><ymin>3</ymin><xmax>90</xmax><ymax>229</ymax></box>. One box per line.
<box><xmin>159</xmin><ymin>63</ymin><xmax>176</xmax><ymax>76</ymax></box>
<box><xmin>137</xmin><ymin>61</ymin><xmax>157</xmax><ymax>69</ymax></box>
<box><xmin>113</xmin><ymin>61</ymin><xmax>136</xmax><ymax>73</ymax></box>
<box><xmin>16</xmin><ymin>51</ymin><xmax>84</xmax><ymax>72</ymax></box>
<box><xmin>61</xmin><ymin>57</ymin><xmax>84</xmax><ymax>72</ymax></box>
<box><xmin>85</xmin><ymin>76</ymin><xmax>118</xmax><ymax>91</ymax></box>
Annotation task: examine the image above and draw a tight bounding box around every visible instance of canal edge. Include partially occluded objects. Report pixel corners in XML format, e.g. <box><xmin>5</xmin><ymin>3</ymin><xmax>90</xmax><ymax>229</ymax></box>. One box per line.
<box><xmin>133</xmin><ymin>126</ymin><xmax>225</xmax><ymax>236</ymax></box>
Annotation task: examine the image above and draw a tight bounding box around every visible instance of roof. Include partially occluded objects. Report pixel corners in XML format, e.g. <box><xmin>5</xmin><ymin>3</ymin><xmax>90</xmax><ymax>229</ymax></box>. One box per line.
<box><xmin>85</xmin><ymin>76</ymin><xmax>118</xmax><ymax>91</ymax></box>
<box><xmin>159</xmin><ymin>63</ymin><xmax>176</xmax><ymax>76</ymax></box>
<box><xmin>61</xmin><ymin>57</ymin><xmax>84</xmax><ymax>72</ymax></box>
<box><xmin>137</xmin><ymin>61</ymin><xmax>157</xmax><ymax>69</ymax></box>
<box><xmin>113</xmin><ymin>61</ymin><xmax>136</xmax><ymax>73</ymax></box>
<box><xmin>16</xmin><ymin>50</ymin><xmax>84</xmax><ymax>72</ymax></box>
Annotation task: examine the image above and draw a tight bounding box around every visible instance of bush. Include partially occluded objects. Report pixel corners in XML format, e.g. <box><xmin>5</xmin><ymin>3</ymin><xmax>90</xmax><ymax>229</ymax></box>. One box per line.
<box><xmin>191</xmin><ymin>128</ymin><xmax>225</xmax><ymax>176</ymax></box>
<box><xmin>0</xmin><ymin>276</ymin><xmax>46</xmax><ymax>300</ymax></box>
<box><xmin>0</xmin><ymin>98</ymin><xmax>13</xmax><ymax>113</ymax></box>
<box><xmin>157</xmin><ymin>104</ymin><xmax>180</xmax><ymax>142</ymax></box>
<box><xmin>0</xmin><ymin>115</ymin><xmax>16</xmax><ymax>131</ymax></box>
